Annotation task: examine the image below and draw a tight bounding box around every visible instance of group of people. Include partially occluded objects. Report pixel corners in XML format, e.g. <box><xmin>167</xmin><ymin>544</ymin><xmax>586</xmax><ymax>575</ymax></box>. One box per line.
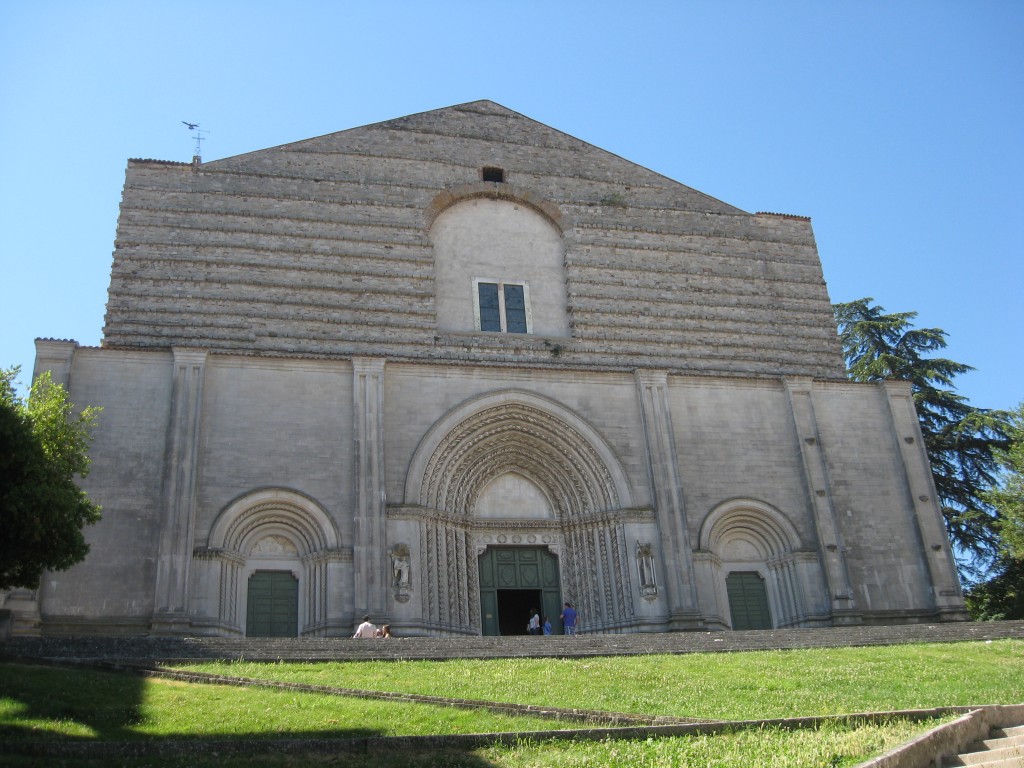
<box><xmin>352</xmin><ymin>616</ymin><xmax>392</xmax><ymax>638</ymax></box>
<box><xmin>355</xmin><ymin>602</ymin><xmax>579</xmax><ymax>639</ymax></box>
<box><xmin>528</xmin><ymin>602</ymin><xmax>577</xmax><ymax>636</ymax></box>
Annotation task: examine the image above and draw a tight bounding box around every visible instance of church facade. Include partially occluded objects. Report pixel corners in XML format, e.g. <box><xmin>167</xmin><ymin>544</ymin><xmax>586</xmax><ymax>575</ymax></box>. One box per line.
<box><xmin>15</xmin><ymin>101</ymin><xmax>965</xmax><ymax>636</ymax></box>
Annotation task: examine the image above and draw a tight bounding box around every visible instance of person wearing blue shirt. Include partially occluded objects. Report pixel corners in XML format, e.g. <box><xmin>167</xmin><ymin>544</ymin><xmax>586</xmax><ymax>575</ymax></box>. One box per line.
<box><xmin>560</xmin><ymin>602</ymin><xmax>578</xmax><ymax>635</ymax></box>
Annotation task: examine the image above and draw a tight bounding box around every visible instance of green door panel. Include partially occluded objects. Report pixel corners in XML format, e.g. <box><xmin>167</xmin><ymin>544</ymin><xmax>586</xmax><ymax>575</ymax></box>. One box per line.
<box><xmin>480</xmin><ymin>590</ymin><xmax>499</xmax><ymax>637</ymax></box>
<box><xmin>246</xmin><ymin>570</ymin><xmax>299</xmax><ymax>637</ymax></box>
<box><xmin>479</xmin><ymin>547</ymin><xmax>562</xmax><ymax>636</ymax></box>
<box><xmin>726</xmin><ymin>571</ymin><xmax>772</xmax><ymax>630</ymax></box>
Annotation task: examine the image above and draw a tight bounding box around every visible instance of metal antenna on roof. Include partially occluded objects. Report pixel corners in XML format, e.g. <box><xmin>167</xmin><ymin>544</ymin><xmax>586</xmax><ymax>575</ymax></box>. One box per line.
<box><xmin>182</xmin><ymin>121</ymin><xmax>209</xmax><ymax>163</ymax></box>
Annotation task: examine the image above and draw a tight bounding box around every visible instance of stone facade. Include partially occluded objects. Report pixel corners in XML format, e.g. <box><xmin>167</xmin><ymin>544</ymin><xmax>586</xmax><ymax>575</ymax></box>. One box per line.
<box><xmin>13</xmin><ymin>101</ymin><xmax>965</xmax><ymax>636</ymax></box>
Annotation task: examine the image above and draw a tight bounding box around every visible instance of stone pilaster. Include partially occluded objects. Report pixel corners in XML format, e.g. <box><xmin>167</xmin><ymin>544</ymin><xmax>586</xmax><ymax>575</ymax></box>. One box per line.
<box><xmin>784</xmin><ymin>377</ymin><xmax>859</xmax><ymax>624</ymax></box>
<box><xmin>880</xmin><ymin>381</ymin><xmax>967</xmax><ymax>619</ymax></box>
<box><xmin>152</xmin><ymin>348</ymin><xmax>207</xmax><ymax>633</ymax></box>
<box><xmin>352</xmin><ymin>357</ymin><xmax>387</xmax><ymax>620</ymax></box>
<box><xmin>634</xmin><ymin>369</ymin><xmax>700</xmax><ymax>628</ymax></box>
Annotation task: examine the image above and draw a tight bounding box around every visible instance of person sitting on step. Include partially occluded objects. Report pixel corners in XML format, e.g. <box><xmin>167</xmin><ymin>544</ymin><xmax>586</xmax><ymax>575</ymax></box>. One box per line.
<box><xmin>353</xmin><ymin>615</ymin><xmax>376</xmax><ymax>638</ymax></box>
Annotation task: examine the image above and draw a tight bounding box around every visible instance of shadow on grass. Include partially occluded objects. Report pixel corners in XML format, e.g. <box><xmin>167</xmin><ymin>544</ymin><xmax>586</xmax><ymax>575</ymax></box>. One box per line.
<box><xmin>0</xmin><ymin>661</ymin><xmax>396</xmax><ymax>740</ymax></box>
<box><xmin>0</xmin><ymin>662</ymin><xmax>503</xmax><ymax>767</ymax></box>
<box><xmin>0</xmin><ymin>662</ymin><xmax>152</xmax><ymax>742</ymax></box>
<box><xmin>5</xmin><ymin>752</ymin><xmax>504</xmax><ymax>768</ymax></box>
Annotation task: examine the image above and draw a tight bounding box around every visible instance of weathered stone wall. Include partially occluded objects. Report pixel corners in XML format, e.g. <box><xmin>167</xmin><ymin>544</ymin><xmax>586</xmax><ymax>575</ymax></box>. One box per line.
<box><xmin>670</xmin><ymin>378</ymin><xmax>814</xmax><ymax>539</ymax></box>
<box><xmin>102</xmin><ymin>101</ymin><xmax>845</xmax><ymax>379</ymax></box>
<box><xmin>35</xmin><ymin>347</ymin><xmax>172</xmax><ymax>631</ymax></box>
<box><xmin>30</xmin><ymin>346</ymin><xmax>961</xmax><ymax>634</ymax></box>
<box><xmin>382</xmin><ymin>363</ymin><xmax>649</xmax><ymax>508</ymax></box>
<box><xmin>193</xmin><ymin>356</ymin><xmax>354</xmax><ymax>541</ymax></box>
<box><xmin>22</xmin><ymin>102</ymin><xmax>962</xmax><ymax>637</ymax></box>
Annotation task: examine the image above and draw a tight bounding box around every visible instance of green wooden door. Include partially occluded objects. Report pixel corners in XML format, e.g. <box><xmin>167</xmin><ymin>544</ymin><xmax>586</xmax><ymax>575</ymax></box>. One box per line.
<box><xmin>479</xmin><ymin>547</ymin><xmax>561</xmax><ymax>636</ymax></box>
<box><xmin>726</xmin><ymin>571</ymin><xmax>772</xmax><ymax>630</ymax></box>
<box><xmin>246</xmin><ymin>571</ymin><xmax>298</xmax><ymax>637</ymax></box>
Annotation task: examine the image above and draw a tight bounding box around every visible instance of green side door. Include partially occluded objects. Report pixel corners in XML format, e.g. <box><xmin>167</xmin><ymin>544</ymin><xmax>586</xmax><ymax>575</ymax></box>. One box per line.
<box><xmin>726</xmin><ymin>571</ymin><xmax>772</xmax><ymax>630</ymax></box>
<box><xmin>246</xmin><ymin>571</ymin><xmax>299</xmax><ymax>637</ymax></box>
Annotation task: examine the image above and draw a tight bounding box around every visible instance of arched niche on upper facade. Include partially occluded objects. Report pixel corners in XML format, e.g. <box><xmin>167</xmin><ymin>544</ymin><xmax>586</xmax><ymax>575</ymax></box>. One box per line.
<box><xmin>428</xmin><ymin>189</ymin><xmax>569</xmax><ymax>338</ymax></box>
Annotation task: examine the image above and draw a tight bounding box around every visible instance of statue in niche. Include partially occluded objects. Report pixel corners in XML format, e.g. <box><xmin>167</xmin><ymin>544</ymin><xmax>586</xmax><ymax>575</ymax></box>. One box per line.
<box><xmin>391</xmin><ymin>544</ymin><xmax>411</xmax><ymax>603</ymax></box>
<box><xmin>636</xmin><ymin>542</ymin><xmax>658</xmax><ymax>600</ymax></box>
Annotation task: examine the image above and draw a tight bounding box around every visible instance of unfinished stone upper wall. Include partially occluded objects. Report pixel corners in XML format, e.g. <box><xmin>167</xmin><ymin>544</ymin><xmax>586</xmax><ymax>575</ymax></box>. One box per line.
<box><xmin>102</xmin><ymin>100</ymin><xmax>846</xmax><ymax>379</ymax></box>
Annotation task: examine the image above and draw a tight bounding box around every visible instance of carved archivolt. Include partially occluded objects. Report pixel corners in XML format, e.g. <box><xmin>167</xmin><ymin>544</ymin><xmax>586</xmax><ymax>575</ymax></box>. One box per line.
<box><xmin>407</xmin><ymin>391</ymin><xmax>631</xmax><ymax>518</ymax></box>
<box><xmin>207</xmin><ymin>488</ymin><xmax>341</xmax><ymax>557</ymax></box>
<box><xmin>699</xmin><ymin>499</ymin><xmax>802</xmax><ymax>560</ymax></box>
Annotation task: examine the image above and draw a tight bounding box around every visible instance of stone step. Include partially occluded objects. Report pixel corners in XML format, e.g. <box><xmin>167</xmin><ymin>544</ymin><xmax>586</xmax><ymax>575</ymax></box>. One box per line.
<box><xmin>945</xmin><ymin>747</ymin><xmax>1024</xmax><ymax>766</ymax></box>
<box><xmin>944</xmin><ymin>724</ymin><xmax>1024</xmax><ymax>767</ymax></box>
<box><xmin>2</xmin><ymin>620</ymin><xmax>1021</xmax><ymax>663</ymax></box>
<box><xmin>974</xmin><ymin>733</ymin><xmax>1024</xmax><ymax>751</ymax></box>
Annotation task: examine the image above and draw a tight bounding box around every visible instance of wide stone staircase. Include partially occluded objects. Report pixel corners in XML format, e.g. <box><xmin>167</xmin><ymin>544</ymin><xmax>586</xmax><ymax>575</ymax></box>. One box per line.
<box><xmin>2</xmin><ymin>620</ymin><xmax>1022</xmax><ymax>663</ymax></box>
<box><xmin>944</xmin><ymin>724</ymin><xmax>1024</xmax><ymax>767</ymax></box>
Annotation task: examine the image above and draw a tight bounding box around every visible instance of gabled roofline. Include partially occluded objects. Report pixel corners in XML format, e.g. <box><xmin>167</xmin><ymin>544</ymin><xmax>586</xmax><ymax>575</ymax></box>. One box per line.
<box><xmin>193</xmin><ymin>100</ymin><xmax>746</xmax><ymax>214</ymax></box>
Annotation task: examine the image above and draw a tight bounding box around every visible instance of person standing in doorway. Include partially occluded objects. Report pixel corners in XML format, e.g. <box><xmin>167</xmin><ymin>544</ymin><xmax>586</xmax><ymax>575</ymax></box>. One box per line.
<box><xmin>528</xmin><ymin>608</ymin><xmax>541</xmax><ymax>635</ymax></box>
<box><xmin>560</xmin><ymin>602</ymin><xmax>578</xmax><ymax>635</ymax></box>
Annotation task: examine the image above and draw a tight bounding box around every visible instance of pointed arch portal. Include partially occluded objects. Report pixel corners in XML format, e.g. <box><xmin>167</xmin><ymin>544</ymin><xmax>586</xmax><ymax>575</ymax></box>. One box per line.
<box><xmin>402</xmin><ymin>390</ymin><xmax>641</xmax><ymax>634</ymax></box>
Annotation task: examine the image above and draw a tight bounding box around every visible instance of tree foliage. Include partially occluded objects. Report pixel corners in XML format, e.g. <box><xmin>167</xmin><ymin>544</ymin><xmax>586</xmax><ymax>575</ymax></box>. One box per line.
<box><xmin>985</xmin><ymin>403</ymin><xmax>1024</xmax><ymax>559</ymax></box>
<box><xmin>0</xmin><ymin>367</ymin><xmax>102</xmax><ymax>590</ymax></box>
<box><xmin>965</xmin><ymin>404</ymin><xmax>1024</xmax><ymax>620</ymax></box>
<box><xmin>833</xmin><ymin>299</ymin><xmax>1010</xmax><ymax>569</ymax></box>
<box><xmin>964</xmin><ymin>557</ymin><xmax>1024</xmax><ymax>621</ymax></box>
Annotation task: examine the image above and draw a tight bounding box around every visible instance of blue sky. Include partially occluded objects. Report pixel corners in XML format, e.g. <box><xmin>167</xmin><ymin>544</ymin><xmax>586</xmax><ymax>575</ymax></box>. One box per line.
<box><xmin>2</xmin><ymin>1</ymin><xmax>1021</xmax><ymax>411</ymax></box>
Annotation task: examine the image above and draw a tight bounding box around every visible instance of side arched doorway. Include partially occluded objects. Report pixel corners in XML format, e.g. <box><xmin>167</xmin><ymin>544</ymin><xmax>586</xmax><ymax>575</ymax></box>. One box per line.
<box><xmin>194</xmin><ymin>488</ymin><xmax>345</xmax><ymax>637</ymax></box>
<box><xmin>479</xmin><ymin>547</ymin><xmax>561</xmax><ymax>636</ymax></box>
<box><xmin>698</xmin><ymin>499</ymin><xmax>830</xmax><ymax>630</ymax></box>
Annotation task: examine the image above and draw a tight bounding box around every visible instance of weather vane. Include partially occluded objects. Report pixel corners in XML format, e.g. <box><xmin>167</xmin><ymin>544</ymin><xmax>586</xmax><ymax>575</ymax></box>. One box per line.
<box><xmin>181</xmin><ymin>121</ymin><xmax>209</xmax><ymax>160</ymax></box>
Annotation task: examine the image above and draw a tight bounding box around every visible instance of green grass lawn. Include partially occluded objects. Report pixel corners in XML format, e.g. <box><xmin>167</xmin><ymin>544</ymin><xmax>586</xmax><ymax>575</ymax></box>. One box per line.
<box><xmin>177</xmin><ymin>639</ymin><xmax>1024</xmax><ymax>720</ymax></box>
<box><xmin>0</xmin><ymin>662</ymin><xmax>566</xmax><ymax>742</ymax></box>
<box><xmin>2</xmin><ymin>639</ymin><xmax>1020</xmax><ymax>767</ymax></box>
<box><xmin>0</xmin><ymin>720</ymin><xmax>941</xmax><ymax>768</ymax></box>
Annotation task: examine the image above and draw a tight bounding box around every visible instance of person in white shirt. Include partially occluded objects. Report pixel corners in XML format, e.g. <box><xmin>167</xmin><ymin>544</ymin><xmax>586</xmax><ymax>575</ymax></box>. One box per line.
<box><xmin>528</xmin><ymin>608</ymin><xmax>541</xmax><ymax>635</ymax></box>
<box><xmin>353</xmin><ymin>615</ymin><xmax>376</xmax><ymax>638</ymax></box>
